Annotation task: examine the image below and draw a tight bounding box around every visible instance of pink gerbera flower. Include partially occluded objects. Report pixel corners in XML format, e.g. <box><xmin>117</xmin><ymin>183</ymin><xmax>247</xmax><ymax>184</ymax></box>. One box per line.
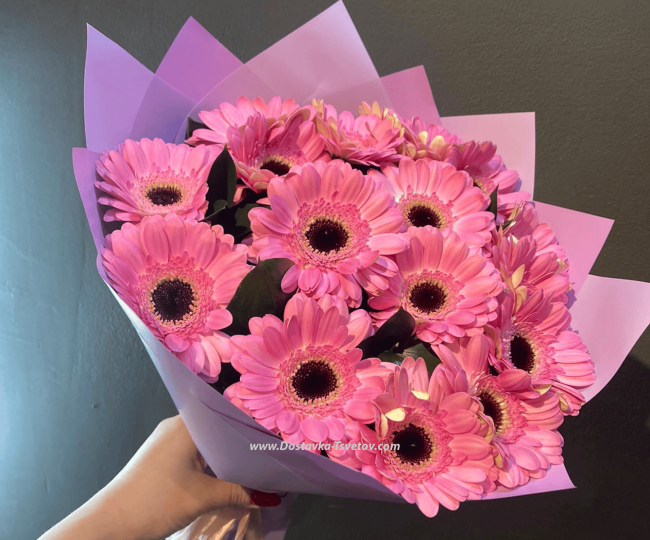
<box><xmin>369</xmin><ymin>227</ymin><xmax>502</xmax><ymax>345</ymax></box>
<box><xmin>226</xmin><ymin>110</ymin><xmax>328</xmax><ymax>194</ymax></box>
<box><xmin>401</xmin><ymin>117</ymin><xmax>462</xmax><ymax>160</ymax></box>
<box><xmin>101</xmin><ymin>214</ymin><xmax>251</xmax><ymax>382</ymax></box>
<box><xmin>491</xmin><ymin>231</ymin><xmax>570</xmax><ymax>306</ymax></box>
<box><xmin>187</xmin><ymin>96</ymin><xmax>299</xmax><ymax>146</ymax></box>
<box><xmin>442</xmin><ymin>141</ymin><xmax>528</xmax><ymax>222</ymax></box>
<box><xmin>442</xmin><ymin>141</ymin><xmax>515</xmax><ymax>195</ymax></box>
<box><xmin>313</xmin><ymin>100</ymin><xmax>404</xmax><ymax>166</ymax></box>
<box><xmin>337</xmin><ymin>358</ymin><xmax>494</xmax><ymax>517</ymax></box>
<box><xmin>376</xmin><ymin>158</ymin><xmax>494</xmax><ymax>247</ymax></box>
<box><xmin>434</xmin><ymin>335</ymin><xmax>564</xmax><ymax>488</ymax></box>
<box><xmin>487</xmin><ymin>291</ymin><xmax>595</xmax><ymax>415</ymax></box>
<box><xmin>248</xmin><ymin>161</ymin><xmax>408</xmax><ymax>307</ymax></box>
<box><xmin>225</xmin><ymin>294</ymin><xmax>390</xmax><ymax>449</ymax></box>
<box><xmin>95</xmin><ymin>138</ymin><xmax>216</xmax><ymax>223</ymax></box>
<box><xmin>502</xmin><ymin>202</ymin><xmax>569</xmax><ymax>263</ymax></box>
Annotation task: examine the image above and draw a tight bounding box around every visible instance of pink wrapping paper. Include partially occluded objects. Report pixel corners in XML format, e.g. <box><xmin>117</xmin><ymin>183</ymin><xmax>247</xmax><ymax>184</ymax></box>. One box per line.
<box><xmin>534</xmin><ymin>202</ymin><xmax>613</xmax><ymax>295</ymax></box>
<box><xmin>381</xmin><ymin>66</ymin><xmax>442</xmax><ymax>125</ymax></box>
<box><xmin>570</xmin><ymin>275</ymin><xmax>650</xmax><ymax>401</ymax></box>
<box><xmin>73</xmin><ymin>3</ymin><xmax>650</xmax><ymax>524</ymax></box>
<box><xmin>483</xmin><ymin>463</ymin><xmax>575</xmax><ymax>500</ymax></box>
<box><xmin>442</xmin><ymin>112</ymin><xmax>536</xmax><ymax>197</ymax></box>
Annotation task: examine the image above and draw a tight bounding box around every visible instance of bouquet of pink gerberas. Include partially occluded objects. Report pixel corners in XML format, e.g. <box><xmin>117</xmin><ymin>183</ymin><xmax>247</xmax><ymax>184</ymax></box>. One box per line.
<box><xmin>73</xmin><ymin>2</ymin><xmax>650</xmax><ymax>538</ymax></box>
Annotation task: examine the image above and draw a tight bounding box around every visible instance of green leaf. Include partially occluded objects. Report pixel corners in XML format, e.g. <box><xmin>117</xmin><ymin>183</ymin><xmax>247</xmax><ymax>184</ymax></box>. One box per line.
<box><xmin>231</xmin><ymin>203</ymin><xmax>257</xmax><ymax>242</ymax></box>
<box><xmin>185</xmin><ymin>117</ymin><xmax>208</xmax><ymax>141</ymax></box>
<box><xmin>223</xmin><ymin>258</ymin><xmax>294</xmax><ymax>336</ymax></box>
<box><xmin>204</xmin><ymin>186</ymin><xmax>269</xmax><ymax>238</ymax></box>
<box><xmin>378</xmin><ymin>351</ymin><xmax>404</xmax><ymax>364</ymax></box>
<box><xmin>204</xmin><ymin>147</ymin><xmax>239</xmax><ymax>215</ymax></box>
<box><xmin>376</xmin><ymin>338</ymin><xmax>442</xmax><ymax>373</ymax></box>
<box><xmin>204</xmin><ymin>201</ymin><xmax>257</xmax><ymax>241</ymax></box>
<box><xmin>488</xmin><ymin>187</ymin><xmax>499</xmax><ymax>221</ymax></box>
<box><xmin>358</xmin><ymin>308</ymin><xmax>416</xmax><ymax>359</ymax></box>
<box><xmin>402</xmin><ymin>341</ymin><xmax>442</xmax><ymax>374</ymax></box>
<box><xmin>202</xmin><ymin>199</ymin><xmax>228</xmax><ymax>223</ymax></box>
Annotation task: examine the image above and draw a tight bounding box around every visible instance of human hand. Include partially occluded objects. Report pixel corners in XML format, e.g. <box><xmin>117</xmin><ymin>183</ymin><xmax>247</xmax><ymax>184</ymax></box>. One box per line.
<box><xmin>39</xmin><ymin>415</ymin><xmax>281</xmax><ymax>540</ymax></box>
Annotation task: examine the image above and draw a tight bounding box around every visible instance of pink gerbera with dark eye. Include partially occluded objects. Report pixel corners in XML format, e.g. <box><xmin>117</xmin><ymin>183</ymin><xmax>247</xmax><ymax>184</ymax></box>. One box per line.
<box><xmin>95</xmin><ymin>138</ymin><xmax>216</xmax><ymax>223</ymax></box>
<box><xmin>313</xmin><ymin>100</ymin><xmax>404</xmax><ymax>166</ymax></box>
<box><xmin>369</xmin><ymin>227</ymin><xmax>502</xmax><ymax>345</ymax></box>
<box><xmin>434</xmin><ymin>335</ymin><xmax>564</xmax><ymax>489</ymax></box>
<box><xmin>101</xmin><ymin>214</ymin><xmax>251</xmax><ymax>382</ymax></box>
<box><xmin>377</xmin><ymin>158</ymin><xmax>494</xmax><ymax>247</ymax></box>
<box><xmin>226</xmin><ymin>110</ymin><xmax>328</xmax><ymax>194</ymax></box>
<box><xmin>488</xmin><ymin>291</ymin><xmax>595</xmax><ymax>416</ymax></box>
<box><xmin>336</xmin><ymin>358</ymin><xmax>495</xmax><ymax>517</ymax></box>
<box><xmin>225</xmin><ymin>294</ymin><xmax>391</xmax><ymax>448</ymax></box>
<box><xmin>187</xmin><ymin>96</ymin><xmax>299</xmax><ymax>146</ymax></box>
<box><xmin>248</xmin><ymin>160</ymin><xmax>408</xmax><ymax>307</ymax></box>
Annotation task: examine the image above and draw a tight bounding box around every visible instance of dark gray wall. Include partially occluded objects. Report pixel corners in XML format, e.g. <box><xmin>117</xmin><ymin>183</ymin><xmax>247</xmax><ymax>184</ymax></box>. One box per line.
<box><xmin>1</xmin><ymin>1</ymin><xmax>649</xmax><ymax>538</ymax></box>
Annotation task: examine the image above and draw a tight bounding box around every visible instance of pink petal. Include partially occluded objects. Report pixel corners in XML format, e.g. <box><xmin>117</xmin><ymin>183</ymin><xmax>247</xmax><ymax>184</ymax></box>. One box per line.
<box><xmin>142</xmin><ymin>219</ymin><xmax>170</xmax><ymax>262</ymax></box>
<box><xmin>343</xmin><ymin>399</ymin><xmax>374</xmax><ymax>422</ymax></box>
<box><xmin>414</xmin><ymin>490</ymin><xmax>440</xmax><ymax>517</ymax></box>
<box><xmin>367</xmin><ymin>234</ymin><xmax>409</xmax><ymax>255</ymax></box>
<box><xmin>206</xmin><ymin>309</ymin><xmax>232</xmax><ymax>330</ymax></box>
<box><xmin>276</xmin><ymin>409</ymin><xmax>300</xmax><ymax>433</ymax></box>
<box><xmin>165</xmin><ymin>334</ymin><xmax>190</xmax><ymax>352</ymax></box>
<box><xmin>324</xmin><ymin>417</ymin><xmax>346</xmax><ymax>440</ymax></box>
<box><xmin>241</xmin><ymin>373</ymin><xmax>279</xmax><ymax>392</ymax></box>
<box><xmin>300</xmin><ymin>416</ymin><xmax>329</xmax><ymax>443</ymax></box>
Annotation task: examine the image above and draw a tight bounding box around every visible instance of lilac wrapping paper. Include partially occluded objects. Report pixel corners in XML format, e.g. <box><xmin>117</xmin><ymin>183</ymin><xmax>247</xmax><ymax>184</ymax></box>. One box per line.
<box><xmin>156</xmin><ymin>17</ymin><xmax>243</xmax><ymax>103</ymax></box>
<box><xmin>73</xmin><ymin>1</ymin><xmax>650</xmax><ymax>525</ymax></box>
<box><xmin>244</xmin><ymin>2</ymin><xmax>391</xmax><ymax>111</ymax></box>
<box><xmin>381</xmin><ymin>66</ymin><xmax>442</xmax><ymax>126</ymax></box>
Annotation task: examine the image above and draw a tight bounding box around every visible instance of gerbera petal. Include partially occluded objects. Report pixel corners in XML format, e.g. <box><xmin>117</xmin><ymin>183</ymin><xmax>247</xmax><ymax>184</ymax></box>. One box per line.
<box><xmin>300</xmin><ymin>416</ymin><xmax>329</xmax><ymax>443</ymax></box>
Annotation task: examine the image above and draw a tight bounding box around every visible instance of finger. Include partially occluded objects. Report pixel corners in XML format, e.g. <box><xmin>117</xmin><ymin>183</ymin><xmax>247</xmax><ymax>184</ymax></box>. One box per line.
<box><xmin>201</xmin><ymin>477</ymin><xmax>281</xmax><ymax>509</ymax></box>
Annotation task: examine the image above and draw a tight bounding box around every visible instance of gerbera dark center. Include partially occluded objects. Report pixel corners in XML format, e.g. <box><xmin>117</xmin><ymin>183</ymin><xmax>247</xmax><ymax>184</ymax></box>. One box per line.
<box><xmin>407</xmin><ymin>204</ymin><xmax>442</xmax><ymax>228</ymax></box>
<box><xmin>305</xmin><ymin>219</ymin><xmax>349</xmax><ymax>253</ymax></box>
<box><xmin>147</xmin><ymin>185</ymin><xmax>183</xmax><ymax>206</ymax></box>
<box><xmin>291</xmin><ymin>360</ymin><xmax>338</xmax><ymax>402</ymax></box>
<box><xmin>478</xmin><ymin>391</ymin><xmax>505</xmax><ymax>434</ymax></box>
<box><xmin>391</xmin><ymin>423</ymin><xmax>433</xmax><ymax>465</ymax></box>
<box><xmin>510</xmin><ymin>334</ymin><xmax>536</xmax><ymax>373</ymax></box>
<box><xmin>261</xmin><ymin>157</ymin><xmax>291</xmax><ymax>176</ymax></box>
<box><xmin>151</xmin><ymin>278</ymin><xmax>195</xmax><ymax>322</ymax></box>
<box><xmin>409</xmin><ymin>282</ymin><xmax>447</xmax><ymax>314</ymax></box>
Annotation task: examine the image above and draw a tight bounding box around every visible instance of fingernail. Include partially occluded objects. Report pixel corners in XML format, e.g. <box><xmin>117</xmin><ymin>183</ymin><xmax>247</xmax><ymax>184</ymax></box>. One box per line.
<box><xmin>250</xmin><ymin>490</ymin><xmax>282</xmax><ymax>507</ymax></box>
